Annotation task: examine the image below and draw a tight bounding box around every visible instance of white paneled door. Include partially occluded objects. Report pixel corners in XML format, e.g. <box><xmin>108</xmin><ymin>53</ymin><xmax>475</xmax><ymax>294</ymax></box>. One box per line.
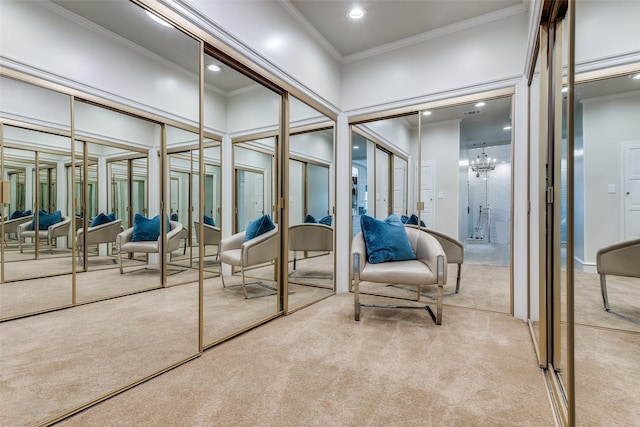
<box><xmin>622</xmin><ymin>141</ymin><xmax>640</xmax><ymax>240</ymax></box>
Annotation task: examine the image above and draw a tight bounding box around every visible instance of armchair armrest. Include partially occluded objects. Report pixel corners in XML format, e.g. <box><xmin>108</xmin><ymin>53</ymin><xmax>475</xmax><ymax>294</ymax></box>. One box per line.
<box><xmin>241</xmin><ymin>226</ymin><xmax>278</xmax><ymax>266</ymax></box>
<box><xmin>116</xmin><ymin>227</ymin><xmax>134</xmax><ymax>252</ymax></box>
<box><xmin>17</xmin><ymin>221</ymin><xmax>32</xmax><ymax>237</ymax></box>
<box><xmin>166</xmin><ymin>221</ymin><xmax>183</xmax><ymax>251</ymax></box>
<box><xmin>351</xmin><ymin>232</ymin><xmax>366</xmax><ymax>279</ymax></box>
<box><xmin>414</xmin><ymin>231</ymin><xmax>447</xmax><ymax>283</ymax></box>
<box><xmin>48</xmin><ymin>217</ymin><xmax>71</xmax><ymax>239</ymax></box>
<box><xmin>220</xmin><ymin>231</ymin><xmax>247</xmax><ymax>253</ymax></box>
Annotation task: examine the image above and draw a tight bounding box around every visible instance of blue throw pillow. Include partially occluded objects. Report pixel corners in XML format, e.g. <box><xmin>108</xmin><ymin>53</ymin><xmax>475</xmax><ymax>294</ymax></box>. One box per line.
<box><xmin>30</xmin><ymin>210</ymin><xmax>62</xmax><ymax>231</ymax></box>
<box><xmin>245</xmin><ymin>214</ymin><xmax>275</xmax><ymax>241</ymax></box>
<box><xmin>203</xmin><ymin>215</ymin><xmax>215</xmax><ymax>227</ymax></box>
<box><xmin>131</xmin><ymin>214</ymin><xmax>170</xmax><ymax>242</ymax></box>
<box><xmin>384</xmin><ymin>214</ymin><xmax>403</xmax><ymax>227</ymax></box>
<box><xmin>318</xmin><ymin>215</ymin><xmax>332</xmax><ymax>226</ymax></box>
<box><xmin>170</xmin><ymin>213</ymin><xmax>178</xmax><ymax>222</ymax></box>
<box><xmin>406</xmin><ymin>214</ymin><xmax>426</xmax><ymax>227</ymax></box>
<box><xmin>107</xmin><ymin>213</ymin><xmax>116</xmax><ymax>222</ymax></box>
<box><xmin>304</xmin><ymin>214</ymin><xmax>317</xmax><ymax>223</ymax></box>
<box><xmin>400</xmin><ymin>215</ymin><xmax>409</xmax><ymax>224</ymax></box>
<box><xmin>9</xmin><ymin>210</ymin><xmax>23</xmax><ymax>220</ymax></box>
<box><xmin>360</xmin><ymin>215</ymin><xmax>416</xmax><ymax>264</ymax></box>
<box><xmin>90</xmin><ymin>212</ymin><xmax>116</xmax><ymax>228</ymax></box>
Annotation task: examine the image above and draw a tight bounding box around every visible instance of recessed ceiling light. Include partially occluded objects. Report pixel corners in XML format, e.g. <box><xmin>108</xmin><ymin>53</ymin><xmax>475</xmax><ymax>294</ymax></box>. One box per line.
<box><xmin>422</xmin><ymin>111</ymin><xmax>432</xmax><ymax>116</ymax></box>
<box><xmin>632</xmin><ymin>73</ymin><xmax>640</xmax><ymax>80</ymax></box>
<box><xmin>207</xmin><ymin>64</ymin><xmax>221</xmax><ymax>72</ymax></box>
<box><xmin>145</xmin><ymin>10</ymin><xmax>173</xmax><ymax>28</ymax></box>
<box><xmin>348</xmin><ymin>7</ymin><xmax>365</xmax><ymax>19</ymax></box>
<box><xmin>475</xmin><ymin>102</ymin><xmax>486</xmax><ymax>107</ymax></box>
<box><xmin>503</xmin><ymin>126</ymin><xmax>512</xmax><ymax>130</ymax></box>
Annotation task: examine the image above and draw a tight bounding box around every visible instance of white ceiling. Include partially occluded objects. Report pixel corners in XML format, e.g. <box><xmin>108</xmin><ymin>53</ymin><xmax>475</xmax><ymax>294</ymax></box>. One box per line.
<box><xmin>284</xmin><ymin>0</ymin><xmax>524</xmax><ymax>60</ymax></box>
<box><xmin>49</xmin><ymin>0</ymin><xmax>640</xmax><ymax>153</ymax></box>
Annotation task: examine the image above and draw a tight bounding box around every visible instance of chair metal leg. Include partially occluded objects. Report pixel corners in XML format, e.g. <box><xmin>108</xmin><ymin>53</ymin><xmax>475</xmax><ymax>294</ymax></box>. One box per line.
<box><xmin>118</xmin><ymin>250</ymin><xmax>124</xmax><ymax>274</ymax></box>
<box><xmin>354</xmin><ymin>275</ymin><xmax>360</xmax><ymax>321</ymax></box>
<box><xmin>241</xmin><ymin>265</ymin><xmax>248</xmax><ymax>299</ymax></box>
<box><xmin>221</xmin><ymin>264</ymin><xmax>227</xmax><ymax>288</ymax></box>
<box><xmin>600</xmin><ymin>274</ymin><xmax>610</xmax><ymax>311</ymax></box>
<box><xmin>455</xmin><ymin>264</ymin><xmax>462</xmax><ymax>293</ymax></box>
<box><xmin>436</xmin><ymin>284</ymin><xmax>443</xmax><ymax>325</ymax></box>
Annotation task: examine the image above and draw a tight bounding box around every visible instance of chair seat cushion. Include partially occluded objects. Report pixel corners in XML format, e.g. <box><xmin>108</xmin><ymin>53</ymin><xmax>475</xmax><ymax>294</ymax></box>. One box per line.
<box><xmin>245</xmin><ymin>214</ymin><xmax>275</xmax><ymax>241</ymax></box>
<box><xmin>220</xmin><ymin>248</ymin><xmax>242</xmax><ymax>266</ymax></box>
<box><xmin>360</xmin><ymin>215</ymin><xmax>416</xmax><ymax>264</ymax></box>
<box><xmin>120</xmin><ymin>241</ymin><xmax>159</xmax><ymax>253</ymax></box>
<box><xmin>360</xmin><ymin>259</ymin><xmax>436</xmax><ymax>286</ymax></box>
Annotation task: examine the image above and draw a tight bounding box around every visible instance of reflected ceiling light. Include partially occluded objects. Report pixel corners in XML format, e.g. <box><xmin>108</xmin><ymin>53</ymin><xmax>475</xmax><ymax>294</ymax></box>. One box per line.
<box><xmin>145</xmin><ymin>10</ymin><xmax>174</xmax><ymax>28</ymax></box>
<box><xmin>207</xmin><ymin>64</ymin><xmax>221</xmax><ymax>72</ymax></box>
<box><xmin>475</xmin><ymin>102</ymin><xmax>486</xmax><ymax>107</ymax></box>
<box><xmin>459</xmin><ymin>159</ymin><xmax>469</xmax><ymax>167</ymax></box>
<box><xmin>503</xmin><ymin>125</ymin><xmax>512</xmax><ymax>130</ymax></box>
<box><xmin>422</xmin><ymin>111</ymin><xmax>432</xmax><ymax>116</ymax></box>
<box><xmin>562</xmin><ymin>87</ymin><xmax>569</xmax><ymax>93</ymax></box>
<box><xmin>632</xmin><ymin>73</ymin><xmax>640</xmax><ymax>80</ymax></box>
<box><xmin>353</xmin><ymin>145</ymin><xmax>360</xmax><ymax>149</ymax></box>
<box><xmin>348</xmin><ymin>7</ymin><xmax>365</xmax><ymax>19</ymax></box>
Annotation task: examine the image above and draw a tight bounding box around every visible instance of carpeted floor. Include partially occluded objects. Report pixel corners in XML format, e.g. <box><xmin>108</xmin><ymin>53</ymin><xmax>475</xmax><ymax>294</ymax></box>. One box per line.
<box><xmin>56</xmin><ymin>294</ymin><xmax>555</xmax><ymax>427</ymax></box>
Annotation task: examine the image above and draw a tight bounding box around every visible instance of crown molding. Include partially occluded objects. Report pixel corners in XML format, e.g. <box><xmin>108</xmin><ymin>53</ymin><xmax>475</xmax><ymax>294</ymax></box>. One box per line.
<box><xmin>276</xmin><ymin>0</ymin><xmax>343</xmax><ymax>62</ymax></box>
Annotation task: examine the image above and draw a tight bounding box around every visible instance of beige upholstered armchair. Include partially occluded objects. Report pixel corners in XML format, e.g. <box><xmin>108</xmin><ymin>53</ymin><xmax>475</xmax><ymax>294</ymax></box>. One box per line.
<box><xmin>76</xmin><ymin>219</ymin><xmax>123</xmax><ymax>262</ymax></box>
<box><xmin>351</xmin><ymin>226</ymin><xmax>447</xmax><ymax>325</ymax></box>
<box><xmin>194</xmin><ymin>220</ymin><xmax>222</xmax><ymax>258</ymax></box>
<box><xmin>405</xmin><ymin>225</ymin><xmax>464</xmax><ymax>293</ymax></box>
<box><xmin>3</xmin><ymin>215</ymin><xmax>33</xmax><ymax>247</ymax></box>
<box><xmin>596</xmin><ymin>238</ymin><xmax>640</xmax><ymax>315</ymax></box>
<box><xmin>288</xmin><ymin>223</ymin><xmax>333</xmax><ymax>271</ymax></box>
<box><xmin>116</xmin><ymin>220</ymin><xmax>183</xmax><ymax>274</ymax></box>
<box><xmin>219</xmin><ymin>225</ymin><xmax>279</xmax><ymax>298</ymax></box>
<box><xmin>17</xmin><ymin>216</ymin><xmax>71</xmax><ymax>254</ymax></box>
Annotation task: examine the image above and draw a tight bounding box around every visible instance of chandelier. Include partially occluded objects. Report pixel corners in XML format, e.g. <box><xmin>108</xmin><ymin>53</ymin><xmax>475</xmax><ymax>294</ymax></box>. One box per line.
<box><xmin>470</xmin><ymin>148</ymin><xmax>496</xmax><ymax>178</ymax></box>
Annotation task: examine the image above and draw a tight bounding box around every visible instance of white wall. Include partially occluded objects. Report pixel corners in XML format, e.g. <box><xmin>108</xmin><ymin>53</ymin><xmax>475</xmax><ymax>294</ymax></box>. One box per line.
<box><xmin>341</xmin><ymin>12</ymin><xmax>529</xmax><ymax>112</ymax></box>
<box><xmin>581</xmin><ymin>91</ymin><xmax>640</xmax><ymax>265</ymax></box>
<box><xmin>575</xmin><ymin>1</ymin><xmax>640</xmax><ymax>69</ymax></box>
<box><xmin>1</xmin><ymin>1</ymin><xmax>202</xmax><ymax>126</ymax></box>
<box><xmin>181</xmin><ymin>0</ymin><xmax>341</xmax><ymax>109</ymax></box>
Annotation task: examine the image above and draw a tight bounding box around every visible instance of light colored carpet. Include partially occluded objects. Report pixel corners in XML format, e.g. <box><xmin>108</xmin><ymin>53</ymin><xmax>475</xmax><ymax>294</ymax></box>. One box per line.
<box><xmin>57</xmin><ymin>294</ymin><xmax>555</xmax><ymax>427</ymax></box>
<box><xmin>574</xmin><ymin>325</ymin><xmax>640</xmax><ymax>425</ymax></box>
<box><xmin>0</xmin><ymin>274</ymin><xmax>334</xmax><ymax>426</ymax></box>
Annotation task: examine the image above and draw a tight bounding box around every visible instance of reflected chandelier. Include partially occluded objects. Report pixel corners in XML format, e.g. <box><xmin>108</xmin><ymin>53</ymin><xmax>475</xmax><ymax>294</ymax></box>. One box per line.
<box><xmin>470</xmin><ymin>148</ymin><xmax>496</xmax><ymax>178</ymax></box>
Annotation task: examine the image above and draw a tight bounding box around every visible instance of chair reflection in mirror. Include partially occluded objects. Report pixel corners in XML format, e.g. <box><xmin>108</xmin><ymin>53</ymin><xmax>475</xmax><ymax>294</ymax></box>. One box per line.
<box><xmin>288</xmin><ymin>222</ymin><xmax>333</xmax><ymax>274</ymax></box>
<box><xmin>194</xmin><ymin>220</ymin><xmax>221</xmax><ymax>260</ymax></box>
<box><xmin>17</xmin><ymin>213</ymin><xmax>71</xmax><ymax>254</ymax></box>
<box><xmin>405</xmin><ymin>225</ymin><xmax>464</xmax><ymax>294</ymax></box>
<box><xmin>596</xmin><ymin>238</ymin><xmax>640</xmax><ymax>324</ymax></box>
<box><xmin>219</xmin><ymin>219</ymin><xmax>278</xmax><ymax>299</ymax></box>
<box><xmin>352</xmin><ymin>219</ymin><xmax>447</xmax><ymax>325</ymax></box>
<box><xmin>76</xmin><ymin>219</ymin><xmax>123</xmax><ymax>262</ymax></box>
<box><xmin>116</xmin><ymin>219</ymin><xmax>183</xmax><ymax>274</ymax></box>
<box><xmin>3</xmin><ymin>214</ymin><xmax>33</xmax><ymax>247</ymax></box>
